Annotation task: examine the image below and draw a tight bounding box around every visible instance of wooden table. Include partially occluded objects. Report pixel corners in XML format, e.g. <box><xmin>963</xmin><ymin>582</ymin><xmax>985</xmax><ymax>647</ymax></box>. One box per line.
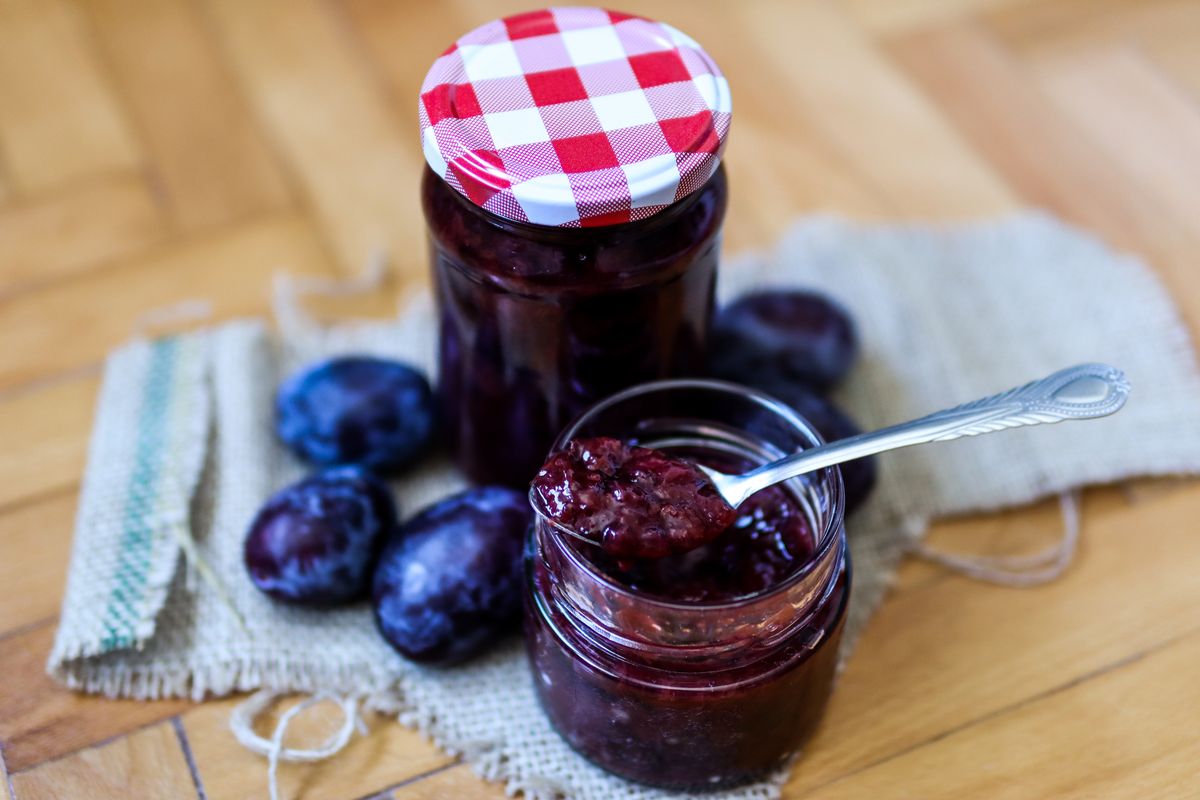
<box><xmin>2</xmin><ymin>0</ymin><xmax>1198</xmax><ymax>797</ymax></box>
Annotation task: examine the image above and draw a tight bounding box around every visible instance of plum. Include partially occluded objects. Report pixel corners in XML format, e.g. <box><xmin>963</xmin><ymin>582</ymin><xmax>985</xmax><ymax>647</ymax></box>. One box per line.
<box><xmin>244</xmin><ymin>467</ymin><xmax>396</xmax><ymax>605</ymax></box>
<box><xmin>373</xmin><ymin>487</ymin><xmax>532</xmax><ymax>665</ymax></box>
<box><xmin>709</xmin><ymin>290</ymin><xmax>858</xmax><ymax>392</ymax></box>
<box><xmin>275</xmin><ymin>356</ymin><xmax>435</xmax><ymax>473</ymax></box>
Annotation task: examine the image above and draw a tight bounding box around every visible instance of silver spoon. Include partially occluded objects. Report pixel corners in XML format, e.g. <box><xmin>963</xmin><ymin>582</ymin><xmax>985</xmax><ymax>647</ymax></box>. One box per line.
<box><xmin>699</xmin><ymin>362</ymin><xmax>1131</xmax><ymax>509</ymax></box>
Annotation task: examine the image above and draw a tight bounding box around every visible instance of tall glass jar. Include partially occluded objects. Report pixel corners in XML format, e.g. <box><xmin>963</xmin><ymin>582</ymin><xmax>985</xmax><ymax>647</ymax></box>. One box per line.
<box><xmin>525</xmin><ymin>380</ymin><xmax>851</xmax><ymax>790</ymax></box>
<box><xmin>418</xmin><ymin>8</ymin><xmax>732</xmax><ymax>485</ymax></box>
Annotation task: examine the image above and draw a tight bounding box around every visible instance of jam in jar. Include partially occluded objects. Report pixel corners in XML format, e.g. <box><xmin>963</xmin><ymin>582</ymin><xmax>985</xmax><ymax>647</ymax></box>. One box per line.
<box><xmin>418</xmin><ymin>8</ymin><xmax>732</xmax><ymax>485</ymax></box>
<box><xmin>526</xmin><ymin>380</ymin><xmax>850</xmax><ymax>790</ymax></box>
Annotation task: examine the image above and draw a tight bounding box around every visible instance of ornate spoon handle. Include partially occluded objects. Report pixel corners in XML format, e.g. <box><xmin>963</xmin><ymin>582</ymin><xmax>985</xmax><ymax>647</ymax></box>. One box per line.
<box><xmin>709</xmin><ymin>363</ymin><xmax>1131</xmax><ymax>508</ymax></box>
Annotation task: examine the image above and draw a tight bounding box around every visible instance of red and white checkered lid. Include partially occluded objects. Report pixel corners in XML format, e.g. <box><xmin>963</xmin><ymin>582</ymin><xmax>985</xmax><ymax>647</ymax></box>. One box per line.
<box><xmin>419</xmin><ymin>7</ymin><xmax>731</xmax><ymax>228</ymax></box>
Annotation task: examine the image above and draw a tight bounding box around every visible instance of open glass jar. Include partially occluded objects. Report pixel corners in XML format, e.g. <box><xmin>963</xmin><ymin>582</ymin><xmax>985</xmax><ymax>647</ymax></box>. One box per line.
<box><xmin>525</xmin><ymin>380</ymin><xmax>851</xmax><ymax>790</ymax></box>
<box><xmin>418</xmin><ymin>8</ymin><xmax>732</xmax><ymax>485</ymax></box>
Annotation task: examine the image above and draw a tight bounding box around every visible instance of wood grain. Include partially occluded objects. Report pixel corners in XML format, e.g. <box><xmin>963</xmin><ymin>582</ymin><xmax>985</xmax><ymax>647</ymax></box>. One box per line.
<box><xmin>984</xmin><ymin>0</ymin><xmax>1185</xmax><ymax>55</ymax></box>
<box><xmin>0</xmin><ymin>622</ymin><xmax>189</xmax><ymax>773</ymax></box>
<box><xmin>838</xmin><ymin>0</ymin><xmax>1023</xmax><ymax>35</ymax></box>
<box><xmin>1139</xmin><ymin>5</ymin><xmax>1200</xmax><ymax>100</ymax></box>
<box><xmin>0</xmin><ymin>213</ymin><xmax>334</xmax><ymax>391</ymax></box>
<box><xmin>0</xmin><ymin>0</ymin><xmax>140</xmax><ymax>194</ymax></box>
<box><xmin>0</xmin><ymin>1</ymin><xmax>1196</xmax><ymax>797</ymax></box>
<box><xmin>1031</xmin><ymin>47</ymin><xmax>1200</xmax><ymax>242</ymax></box>
<box><xmin>0</xmin><ymin>173</ymin><xmax>165</xmax><ymax>296</ymax></box>
<box><xmin>391</xmin><ymin>763</ymin><xmax>505</xmax><ymax>799</ymax></box>
<box><xmin>9</xmin><ymin>720</ymin><xmax>198</xmax><ymax>800</ymax></box>
<box><xmin>630</xmin><ymin>0</ymin><xmax>894</xmax><ymax>241</ymax></box>
<box><xmin>81</xmin><ymin>0</ymin><xmax>293</xmax><ymax>232</ymax></box>
<box><xmin>0</xmin><ymin>374</ymin><xmax>98</xmax><ymax>511</ymax></box>
<box><xmin>801</xmin><ymin>630</ymin><xmax>1200</xmax><ymax>799</ymax></box>
<box><xmin>182</xmin><ymin>696</ymin><xmax>453</xmax><ymax>800</ymax></box>
<box><xmin>887</xmin><ymin>19</ymin><xmax>1200</xmax><ymax>333</ymax></box>
<box><xmin>203</xmin><ymin>0</ymin><xmax>428</xmax><ymax>278</ymax></box>
<box><xmin>736</xmin><ymin>0</ymin><xmax>1018</xmax><ymax>218</ymax></box>
<box><xmin>0</xmin><ymin>491</ymin><xmax>75</xmax><ymax>633</ymax></box>
<box><xmin>786</xmin><ymin>483</ymin><xmax>1200</xmax><ymax>794</ymax></box>
<box><xmin>1026</xmin><ymin>46</ymin><xmax>1200</xmax><ymax>331</ymax></box>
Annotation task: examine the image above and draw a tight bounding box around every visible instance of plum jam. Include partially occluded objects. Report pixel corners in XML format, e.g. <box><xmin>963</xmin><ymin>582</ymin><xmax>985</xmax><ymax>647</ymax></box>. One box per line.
<box><xmin>526</xmin><ymin>380</ymin><xmax>850</xmax><ymax>790</ymax></box>
<box><xmin>419</xmin><ymin>9</ymin><xmax>732</xmax><ymax>486</ymax></box>
<box><xmin>530</xmin><ymin>436</ymin><xmax>736</xmax><ymax>559</ymax></box>
<box><xmin>587</xmin><ymin>480</ymin><xmax>814</xmax><ymax>603</ymax></box>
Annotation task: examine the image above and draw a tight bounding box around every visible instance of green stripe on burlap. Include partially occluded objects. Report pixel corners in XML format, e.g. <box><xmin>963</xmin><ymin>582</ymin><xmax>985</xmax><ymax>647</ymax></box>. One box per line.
<box><xmin>99</xmin><ymin>337</ymin><xmax>179</xmax><ymax>651</ymax></box>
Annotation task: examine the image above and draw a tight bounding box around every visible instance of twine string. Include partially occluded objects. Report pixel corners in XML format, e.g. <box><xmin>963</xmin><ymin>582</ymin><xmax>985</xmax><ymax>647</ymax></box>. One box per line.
<box><xmin>272</xmin><ymin>249</ymin><xmax>389</xmax><ymax>342</ymax></box>
<box><xmin>230</xmin><ymin>690</ymin><xmax>366</xmax><ymax>800</ymax></box>
<box><xmin>132</xmin><ymin>299</ymin><xmax>214</xmax><ymax>339</ymax></box>
<box><xmin>911</xmin><ymin>491</ymin><xmax>1081</xmax><ymax>587</ymax></box>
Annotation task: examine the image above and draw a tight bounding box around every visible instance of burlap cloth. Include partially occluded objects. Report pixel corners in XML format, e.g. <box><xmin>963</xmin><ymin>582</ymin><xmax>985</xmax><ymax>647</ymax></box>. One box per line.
<box><xmin>50</xmin><ymin>213</ymin><xmax>1200</xmax><ymax>799</ymax></box>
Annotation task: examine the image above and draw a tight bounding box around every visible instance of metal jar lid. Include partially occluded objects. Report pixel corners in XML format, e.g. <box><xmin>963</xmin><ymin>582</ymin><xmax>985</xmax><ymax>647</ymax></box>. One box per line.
<box><xmin>419</xmin><ymin>7</ymin><xmax>731</xmax><ymax>228</ymax></box>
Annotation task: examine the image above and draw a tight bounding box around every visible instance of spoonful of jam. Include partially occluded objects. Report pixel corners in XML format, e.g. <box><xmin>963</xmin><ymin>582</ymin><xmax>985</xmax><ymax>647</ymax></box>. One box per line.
<box><xmin>532</xmin><ymin>363</ymin><xmax>1130</xmax><ymax>559</ymax></box>
<box><xmin>531</xmin><ymin>437</ymin><xmax>736</xmax><ymax>559</ymax></box>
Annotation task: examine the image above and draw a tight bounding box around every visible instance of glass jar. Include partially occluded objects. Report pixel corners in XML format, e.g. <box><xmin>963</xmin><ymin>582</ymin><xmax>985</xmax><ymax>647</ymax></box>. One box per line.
<box><xmin>525</xmin><ymin>380</ymin><xmax>850</xmax><ymax>790</ymax></box>
<box><xmin>418</xmin><ymin>8</ymin><xmax>732</xmax><ymax>485</ymax></box>
<box><xmin>424</xmin><ymin>165</ymin><xmax>726</xmax><ymax>485</ymax></box>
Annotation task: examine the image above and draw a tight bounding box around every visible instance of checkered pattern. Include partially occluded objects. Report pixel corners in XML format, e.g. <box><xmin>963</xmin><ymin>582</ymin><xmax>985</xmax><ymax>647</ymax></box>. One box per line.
<box><xmin>419</xmin><ymin>8</ymin><xmax>731</xmax><ymax>228</ymax></box>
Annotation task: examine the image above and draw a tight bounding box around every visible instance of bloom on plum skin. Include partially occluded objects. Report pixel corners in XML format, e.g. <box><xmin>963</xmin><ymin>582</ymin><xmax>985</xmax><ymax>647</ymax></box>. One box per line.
<box><xmin>373</xmin><ymin>487</ymin><xmax>532</xmax><ymax>665</ymax></box>
<box><xmin>244</xmin><ymin>467</ymin><xmax>397</xmax><ymax>606</ymax></box>
<box><xmin>275</xmin><ymin>356</ymin><xmax>436</xmax><ymax>473</ymax></box>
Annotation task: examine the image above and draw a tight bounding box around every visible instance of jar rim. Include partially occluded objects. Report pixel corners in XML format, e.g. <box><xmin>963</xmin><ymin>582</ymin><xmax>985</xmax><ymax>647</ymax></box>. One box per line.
<box><xmin>426</xmin><ymin>163</ymin><xmax>724</xmax><ymax>242</ymax></box>
<box><xmin>527</xmin><ymin>378</ymin><xmax>847</xmax><ymax>611</ymax></box>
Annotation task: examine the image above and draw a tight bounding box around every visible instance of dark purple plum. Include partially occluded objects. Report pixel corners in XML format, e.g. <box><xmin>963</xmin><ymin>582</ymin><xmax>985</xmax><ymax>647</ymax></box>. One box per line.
<box><xmin>244</xmin><ymin>467</ymin><xmax>396</xmax><ymax>605</ymax></box>
<box><xmin>275</xmin><ymin>356</ymin><xmax>435</xmax><ymax>473</ymax></box>
<box><xmin>709</xmin><ymin>291</ymin><xmax>858</xmax><ymax>392</ymax></box>
<box><xmin>755</xmin><ymin>379</ymin><xmax>878</xmax><ymax>514</ymax></box>
<box><xmin>373</xmin><ymin>487</ymin><xmax>532</xmax><ymax>664</ymax></box>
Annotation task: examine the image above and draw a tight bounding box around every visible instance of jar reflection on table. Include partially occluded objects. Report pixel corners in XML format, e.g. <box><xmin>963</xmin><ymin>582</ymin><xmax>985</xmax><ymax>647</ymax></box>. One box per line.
<box><xmin>524</xmin><ymin>380</ymin><xmax>851</xmax><ymax>790</ymax></box>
